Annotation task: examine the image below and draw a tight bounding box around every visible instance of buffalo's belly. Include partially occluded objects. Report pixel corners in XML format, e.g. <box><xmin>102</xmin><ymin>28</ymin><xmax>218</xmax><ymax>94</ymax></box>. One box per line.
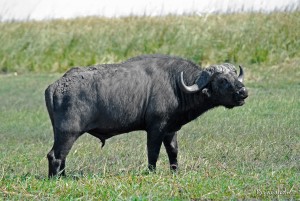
<box><xmin>87</xmin><ymin>125</ymin><xmax>144</xmax><ymax>140</ymax></box>
<box><xmin>86</xmin><ymin>109</ymin><xmax>146</xmax><ymax>134</ymax></box>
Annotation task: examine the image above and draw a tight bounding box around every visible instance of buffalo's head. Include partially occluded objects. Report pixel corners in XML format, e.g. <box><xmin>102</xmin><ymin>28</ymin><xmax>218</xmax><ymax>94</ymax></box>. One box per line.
<box><xmin>180</xmin><ymin>63</ymin><xmax>248</xmax><ymax>108</ymax></box>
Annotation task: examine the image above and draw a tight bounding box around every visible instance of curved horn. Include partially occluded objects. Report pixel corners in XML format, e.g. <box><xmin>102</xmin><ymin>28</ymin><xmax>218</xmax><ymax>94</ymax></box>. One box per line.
<box><xmin>238</xmin><ymin>65</ymin><xmax>244</xmax><ymax>83</ymax></box>
<box><xmin>179</xmin><ymin>72</ymin><xmax>200</xmax><ymax>93</ymax></box>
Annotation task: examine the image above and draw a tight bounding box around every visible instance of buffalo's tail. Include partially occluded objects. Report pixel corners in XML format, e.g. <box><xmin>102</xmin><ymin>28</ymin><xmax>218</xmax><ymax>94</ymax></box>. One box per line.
<box><xmin>45</xmin><ymin>84</ymin><xmax>55</xmax><ymax>128</ymax></box>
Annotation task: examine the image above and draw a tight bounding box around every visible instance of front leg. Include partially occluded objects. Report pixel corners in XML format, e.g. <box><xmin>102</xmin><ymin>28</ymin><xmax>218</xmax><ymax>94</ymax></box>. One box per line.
<box><xmin>163</xmin><ymin>132</ymin><xmax>178</xmax><ymax>171</ymax></box>
<box><xmin>146</xmin><ymin>129</ymin><xmax>164</xmax><ymax>171</ymax></box>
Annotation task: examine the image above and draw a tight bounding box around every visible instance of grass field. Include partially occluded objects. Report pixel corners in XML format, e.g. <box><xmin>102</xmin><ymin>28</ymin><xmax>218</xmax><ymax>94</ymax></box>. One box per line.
<box><xmin>0</xmin><ymin>12</ymin><xmax>300</xmax><ymax>200</ymax></box>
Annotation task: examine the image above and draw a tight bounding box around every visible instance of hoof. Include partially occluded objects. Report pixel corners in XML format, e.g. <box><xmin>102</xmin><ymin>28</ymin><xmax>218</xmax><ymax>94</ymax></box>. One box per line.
<box><xmin>170</xmin><ymin>164</ymin><xmax>178</xmax><ymax>172</ymax></box>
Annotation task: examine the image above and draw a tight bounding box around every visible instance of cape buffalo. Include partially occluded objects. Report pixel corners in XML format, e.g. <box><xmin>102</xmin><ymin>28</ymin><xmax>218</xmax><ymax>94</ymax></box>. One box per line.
<box><xmin>45</xmin><ymin>54</ymin><xmax>248</xmax><ymax>177</ymax></box>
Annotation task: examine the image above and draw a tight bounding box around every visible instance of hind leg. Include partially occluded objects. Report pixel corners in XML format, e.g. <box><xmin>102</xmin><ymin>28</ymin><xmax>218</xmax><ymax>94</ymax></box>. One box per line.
<box><xmin>47</xmin><ymin>131</ymin><xmax>80</xmax><ymax>178</ymax></box>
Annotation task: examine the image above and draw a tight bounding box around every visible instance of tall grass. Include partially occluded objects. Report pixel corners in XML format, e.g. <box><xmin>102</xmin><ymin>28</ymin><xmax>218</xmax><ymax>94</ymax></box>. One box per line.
<box><xmin>0</xmin><ymin>12</ymin><xmax>299</xmax><ymax>73</ymax></box>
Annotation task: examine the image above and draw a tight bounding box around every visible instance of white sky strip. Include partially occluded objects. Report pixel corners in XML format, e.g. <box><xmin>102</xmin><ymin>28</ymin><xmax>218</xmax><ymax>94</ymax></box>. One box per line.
<box><xmin>0</xmin><ymin>0</ymin><xmax>299</xmax><ymax>21</ymax></box>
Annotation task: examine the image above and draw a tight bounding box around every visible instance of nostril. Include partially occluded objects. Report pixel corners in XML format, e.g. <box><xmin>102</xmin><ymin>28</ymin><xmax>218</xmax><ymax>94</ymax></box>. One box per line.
<box><xmin>237</xmin><ymin>87</ymin><xmax>248</xmax><ymax>98</ymax></box>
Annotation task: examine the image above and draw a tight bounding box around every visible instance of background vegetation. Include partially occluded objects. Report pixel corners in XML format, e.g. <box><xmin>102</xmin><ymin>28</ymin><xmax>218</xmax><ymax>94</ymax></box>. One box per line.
<box><xmin>0</xmin><ymin>12</ymin><xmax>299</xmax><ymax>73</ymax></box>
<box><xmin>0</xmin><ymin>12</ymin><xmax>299</xmax><ymax>200</ymax></box>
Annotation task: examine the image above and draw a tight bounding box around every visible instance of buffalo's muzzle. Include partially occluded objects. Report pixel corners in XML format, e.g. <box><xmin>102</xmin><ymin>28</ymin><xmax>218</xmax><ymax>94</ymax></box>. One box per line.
<box><xmin>238</xmin><ymin>87</ymin><xmax>248</xmax><ymax>99</ymax></box>
<box><xmin>235</xmin><ymin>87</ymin><xmax>248</xmax><ymax>105</ymax></box>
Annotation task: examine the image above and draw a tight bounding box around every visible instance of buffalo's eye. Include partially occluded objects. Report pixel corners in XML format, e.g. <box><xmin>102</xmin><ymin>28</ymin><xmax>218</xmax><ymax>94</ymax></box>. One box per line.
<box><xmin>219</xmin><ymin>78</ymin><xmax>229</xmax><ymax>86</ymax></box>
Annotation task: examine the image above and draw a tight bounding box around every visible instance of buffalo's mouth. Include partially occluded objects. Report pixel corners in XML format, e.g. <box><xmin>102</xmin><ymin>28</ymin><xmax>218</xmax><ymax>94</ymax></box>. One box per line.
<box><xmin>226</xmin><ymin>97</ymin><xmax>246</xmax><ymax>109</ymax></box>
<box><xmin>234</xmin><ymin>87</ymin><xmax>248</xmax><ymax>106</ymax></box>
<box><xmin>225</xmin><ymin>87</ymin><xmax>248</xmax><ymax>109</ymax></box>
<box><xmin>236</xmin><ymin>99</ymin><xmax>245</xmax><ymax>106</ymax></box>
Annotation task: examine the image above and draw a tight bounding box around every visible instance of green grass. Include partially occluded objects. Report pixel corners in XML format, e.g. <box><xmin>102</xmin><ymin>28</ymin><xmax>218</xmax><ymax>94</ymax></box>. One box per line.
<box><xmin>0</xmin><ymin>12</ymin><xmax>300</xmax><ymax>73</ymax></box>
<box><xmin>0</xmin><ymin>12</ymin><xmax>300</xmax><ymax>200</ymax></box>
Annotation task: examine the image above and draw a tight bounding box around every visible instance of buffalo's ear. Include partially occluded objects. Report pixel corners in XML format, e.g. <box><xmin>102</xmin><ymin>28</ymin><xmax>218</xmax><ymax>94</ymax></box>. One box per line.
<box><xmin>196</xmin><ymin>71</ymin><xmax>210</xmax><ymax>89</ymax></box>
<box><xmin>201</xmin><ymin>88</ymin><xmax>211</xmax><ymax>97</ymax></box>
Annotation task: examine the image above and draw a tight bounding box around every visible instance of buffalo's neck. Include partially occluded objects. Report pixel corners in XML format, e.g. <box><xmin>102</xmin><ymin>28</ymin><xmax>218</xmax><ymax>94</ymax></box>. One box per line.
<box><xmin>180</xmin><ymin>92</ymin><xmax>214</xmax><ymax>121</ymax></box>
<box><xmin>165</xmin><ymin>92</ymin><xmax>215</xmax><ymax>132</ymax></box>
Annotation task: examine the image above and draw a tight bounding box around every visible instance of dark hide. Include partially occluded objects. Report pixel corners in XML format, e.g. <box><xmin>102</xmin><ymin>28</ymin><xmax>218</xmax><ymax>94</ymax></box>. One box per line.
<box><xmin>45</xmin><ymin>54</ymin><xmax>248</xmax><ymax>177</ymax></box>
